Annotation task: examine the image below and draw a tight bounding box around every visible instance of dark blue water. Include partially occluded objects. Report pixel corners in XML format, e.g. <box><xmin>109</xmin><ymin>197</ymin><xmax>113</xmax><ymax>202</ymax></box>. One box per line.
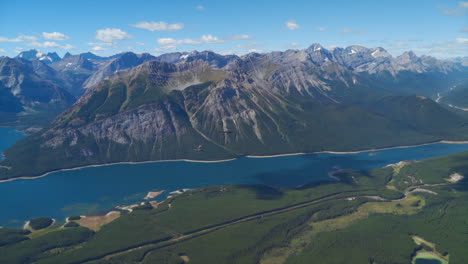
<box><xmin>0</xmin><ymin>127</ymin><xmax>24</xmax><ymax>160</ymax></box>
<box><xmin>2</xmin><ymin>127</ymin><xmax>468</xmax><ymax>228</ymax></box>
<box><xmin>415</xmin><ymin>258</ymin><xmax>442</xmax><ymax>264</ymax></box>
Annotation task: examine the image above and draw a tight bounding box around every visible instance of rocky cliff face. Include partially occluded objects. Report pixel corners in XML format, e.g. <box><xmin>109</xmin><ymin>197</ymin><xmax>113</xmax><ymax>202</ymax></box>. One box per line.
<box><xmin>0</xmin><ymin>57</ymin><xmax>74</xmax><ymax>124</ymax></box>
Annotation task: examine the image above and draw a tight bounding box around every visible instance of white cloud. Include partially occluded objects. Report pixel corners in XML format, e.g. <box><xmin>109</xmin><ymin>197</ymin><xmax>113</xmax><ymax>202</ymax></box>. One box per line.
<box><xmin>157</xmin><ymin>34</ymin><xmax>224</xmax><ymax>48</ymax></box>
<box><xmin>341</xmin><ymin>28</ymin><xmax>368</xmax><ymax>34</ymax></box>
<box><xmin>196</xmin><ymin>5</ymin><xmax>205</xmax><ymax>10</ymax></box>
<box><xmin>290</xmin><ymin>42</ymin><xmax>301</xmax><ymax>47</ymax></box>
<box><xmin>135</xmin><ymin>42</ymin><xmax>145</xmax><ymax>46</ymax></box>
<box><xmin>31</xmin><ymin>41</ymin><xmax>60</xmax><ymax>48</ymax></box>
<box><xmin>199</xmin><ymin>35</ymin><xmax>221</xmax><ymax>42</ymax></box>
<box><xmin>455</xmin><ymin>37</ymin><xmax>468</xmax><ymax>44</ymax></box>
<box><xmin>0</xmin><ymin>48</ymin><xmax>5</xmax><ymax>53</ymax></box>
<box><xmin>42</xmin><ymin>32</ymin><xmax>69</xmax><ymax>40</ymax></box>
<box><xmin>393</xmin><ymin>41</ymin><xmax>408</xmax><ymax>48</ymax></box>
<box><xmin>155</xmin><ymin>45</ymin><xmax>177</xmax><ymax>53</ymax></box>
<box><xmin>285</xmin><ymin>20</ymin><xmax>300</xmax><ymax>30</ymax></box>
<box><xmin>20</xmin><ymin>35</ymin><xmax>38</xmax><ymax>41</ymax></box>
<box><xmin>248</xmin><ymin>49</ymin><xmax>262</xmax><ymax>53</ymax></box>
<box><xmin>95</xmin><ymin>28</ymin><xmax>132</xmax><ymax>42</ymax></box>
<box><xmin>225</xmin><ymin>35</ymin><xmax>253</xmax><ymax>40</ymax></box>
<box><xmin>460</xmin><ymin>26</ymin><xmax>468</xmax><ymax>33</ymax></box>
<box><xmin>87</xmin><ymin>42</ymin><xmax>114</xmax><ymax>46</ymax></box>
<box><xmin>30</xmin><ymin>41</ymin><xmax>74</xmax><ymax>49</ymax></box>
<box><xmin>62</xmin><ymin>44</ymin><xmax>74</xmax><ymax>49</ymax></box>
<box><xmin>0</xmin><ymin>36</ymin><xmax>22</xmax><ymax>42</ymax></box>
<box><xmin>130</xmin><ymin>21</ymin><xmax>184</xmax><ymax>31</ymax></box>
<box><xmin>158</xmin><ymin>38</ymin><xmax>190</xmax><ymax>46</ymax></box>
<box><xmin>440</xmin><ymin>1</ymin><xmax>468</xmax><ymax>16</ymax></box>
<box><xmin>315</xmin><ymin>26</ymin><xmax>326</xmax><ymax>31</ymax></box>
<box><xmin>92</xmin><ymin>46</ymin><xmax>107</xmax><ymax>51</ymax></box>
<box><xmin>0</xmin><ymin>35</ymin><xmax>37</xmax><ymax>42</ymax></box>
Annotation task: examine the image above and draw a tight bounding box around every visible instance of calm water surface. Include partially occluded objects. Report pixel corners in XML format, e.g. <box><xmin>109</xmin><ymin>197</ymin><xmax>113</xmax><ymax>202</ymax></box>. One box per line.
<box><xmin>415</xmin><ymin>259</ymin><xmax>442</xmax><ymax>264</ymax></box>
<box><xmin>1</xmin><ymin>127</ymin><xmax>468</xmax><ymax>228</ymax></box>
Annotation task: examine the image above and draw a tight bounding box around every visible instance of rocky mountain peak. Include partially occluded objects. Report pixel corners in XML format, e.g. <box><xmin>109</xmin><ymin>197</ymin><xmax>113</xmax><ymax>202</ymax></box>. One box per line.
<box><xmin>370</xmin><ymin>47</ymin><xmax>392</xmax><ymax>58</ymax></box>
<box><xmin>307</xmin><ymin>43</ymin><xmax>325</xmax><ymax>52</ymax></box>
<box><xmin>344</xmin><ymin>45</ymin><xmax>370</xmax><ymax>55</ymax></box>
<box><xmin>397</xmin><ymin>51</ymin><xmax>419</xmax><ymax>63</ymax></box>
<box><xmin>16</xmin><ymin>49</ymin><xmax>61</xmax><ymax>64</ymax></box>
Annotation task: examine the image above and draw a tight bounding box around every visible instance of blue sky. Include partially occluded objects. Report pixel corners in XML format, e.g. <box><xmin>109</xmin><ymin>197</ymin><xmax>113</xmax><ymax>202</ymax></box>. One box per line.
<box><xmin>0</xmin><ymin>0</ymin><xmax>466</xmax><ymax>58</ymax></box>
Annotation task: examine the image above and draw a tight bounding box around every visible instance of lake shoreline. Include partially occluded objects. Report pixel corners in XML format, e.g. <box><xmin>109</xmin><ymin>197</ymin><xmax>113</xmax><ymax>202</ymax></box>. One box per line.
<box><xmin>1</xmin><ymin>140</ymin><xmax>468</xmax><ymax>184</ymax></box>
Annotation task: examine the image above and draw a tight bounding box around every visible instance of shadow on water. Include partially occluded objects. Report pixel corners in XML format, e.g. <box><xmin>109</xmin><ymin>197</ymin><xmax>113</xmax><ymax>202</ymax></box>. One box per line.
<box><xmin>415</xmin><ymin>259</ymin><xmax>442</xmax><ymax>264</ymax></box>
<box><xmin>254</xmin><ymin>155</ymin><xmax>386</xmax><ymax>187</ymax></box>
<box><xmin>454</xmin><ymin>181</ymin><xmax>468</xmax><ymax>192</ymax></box>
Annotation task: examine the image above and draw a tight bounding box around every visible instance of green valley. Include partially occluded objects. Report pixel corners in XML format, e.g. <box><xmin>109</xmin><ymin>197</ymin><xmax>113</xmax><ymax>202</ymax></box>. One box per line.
<box><xmin>1</xmin><ymin>149</ymin><xmax>466</xmax><ymax>263</ymax></box>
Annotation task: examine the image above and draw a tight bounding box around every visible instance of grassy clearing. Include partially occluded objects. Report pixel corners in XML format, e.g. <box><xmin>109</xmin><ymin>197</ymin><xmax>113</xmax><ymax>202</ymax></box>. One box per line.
<box><xmin>76</xmin><ymin>211</ymin><xmax>121</xmax><ymax>231</ymax></box>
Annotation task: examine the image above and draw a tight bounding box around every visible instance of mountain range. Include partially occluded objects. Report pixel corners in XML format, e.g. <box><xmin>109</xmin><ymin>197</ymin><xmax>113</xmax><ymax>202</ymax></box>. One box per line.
<box><xmin>1</xmin><ymin>44</ymin><xmax>468</xmax><ymax>179</ymax></box>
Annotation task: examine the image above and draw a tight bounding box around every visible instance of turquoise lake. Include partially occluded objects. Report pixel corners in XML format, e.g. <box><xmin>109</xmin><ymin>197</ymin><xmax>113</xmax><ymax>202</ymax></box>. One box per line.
<box><xmin>2</xmin><ymin>127</ymin><xmax>468</xmax><ymax>228</ymax></box>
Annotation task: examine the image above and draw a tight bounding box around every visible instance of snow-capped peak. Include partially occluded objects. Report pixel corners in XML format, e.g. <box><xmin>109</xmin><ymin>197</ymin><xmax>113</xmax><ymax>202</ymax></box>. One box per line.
<box><xmin>370</xmin><ymin>47</ymin><xmax>391</xmax><ymax>58</ymax></box>
<box><xmin>38</xmin><ymin>56</ymin><xmax>52</xmax><ymax>62</ymax></box>
<box><xmin>35</xmin><ymin>51</ymin><xmax>45</xmax><ymax>58</ymax></box>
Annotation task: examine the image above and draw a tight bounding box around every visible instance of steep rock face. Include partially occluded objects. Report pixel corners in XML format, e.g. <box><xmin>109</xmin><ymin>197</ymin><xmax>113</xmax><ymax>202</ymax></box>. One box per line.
<box><xmin>49</xmin><ymin>60</ymin><xmax>231</xmax><ymax>145</ymax></box>
<box><xmin>41</xmin><ymin>102</ymin><xmax>222</xmax><ymax>162</ymax></box>
<box><xmin>0</xmin><ymin>57</ymin><xmax>74</xmax><ymax>118</ymax></box>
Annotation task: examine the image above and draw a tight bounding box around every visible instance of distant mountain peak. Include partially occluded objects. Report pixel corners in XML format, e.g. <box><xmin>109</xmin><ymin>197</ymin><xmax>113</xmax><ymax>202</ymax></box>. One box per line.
<box><xmin>307</xmin><ymin>43</ymin><xmax>325</xmax><ymax>52</ymax></box>
<box><xmin>396</xmin><ymin>51</ymin><xmax>420</xmax><ymax>64</ymax></box>
<box><xmin>370</xmin><ymin>47</ymin><xmax>392</xmax><ymax>58</ymax></box>
<box><xmin>17</xmin><ymin>49</ymin><xmax>39</xmax><ymax>59</ymax></box>
<box><xmin>16</xmin><ymin>49</ymin><xmax>61</xmax><ymax>64</ymax></box>
<box><xmin>400</xmin><ymin>51</ymin><xmax>418</xmax><ymax>59</ymax></box>
<box><xmin>344</xmin><ymin>45</ymin><xmax>370</xmax><ymax>55</ymax></box>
